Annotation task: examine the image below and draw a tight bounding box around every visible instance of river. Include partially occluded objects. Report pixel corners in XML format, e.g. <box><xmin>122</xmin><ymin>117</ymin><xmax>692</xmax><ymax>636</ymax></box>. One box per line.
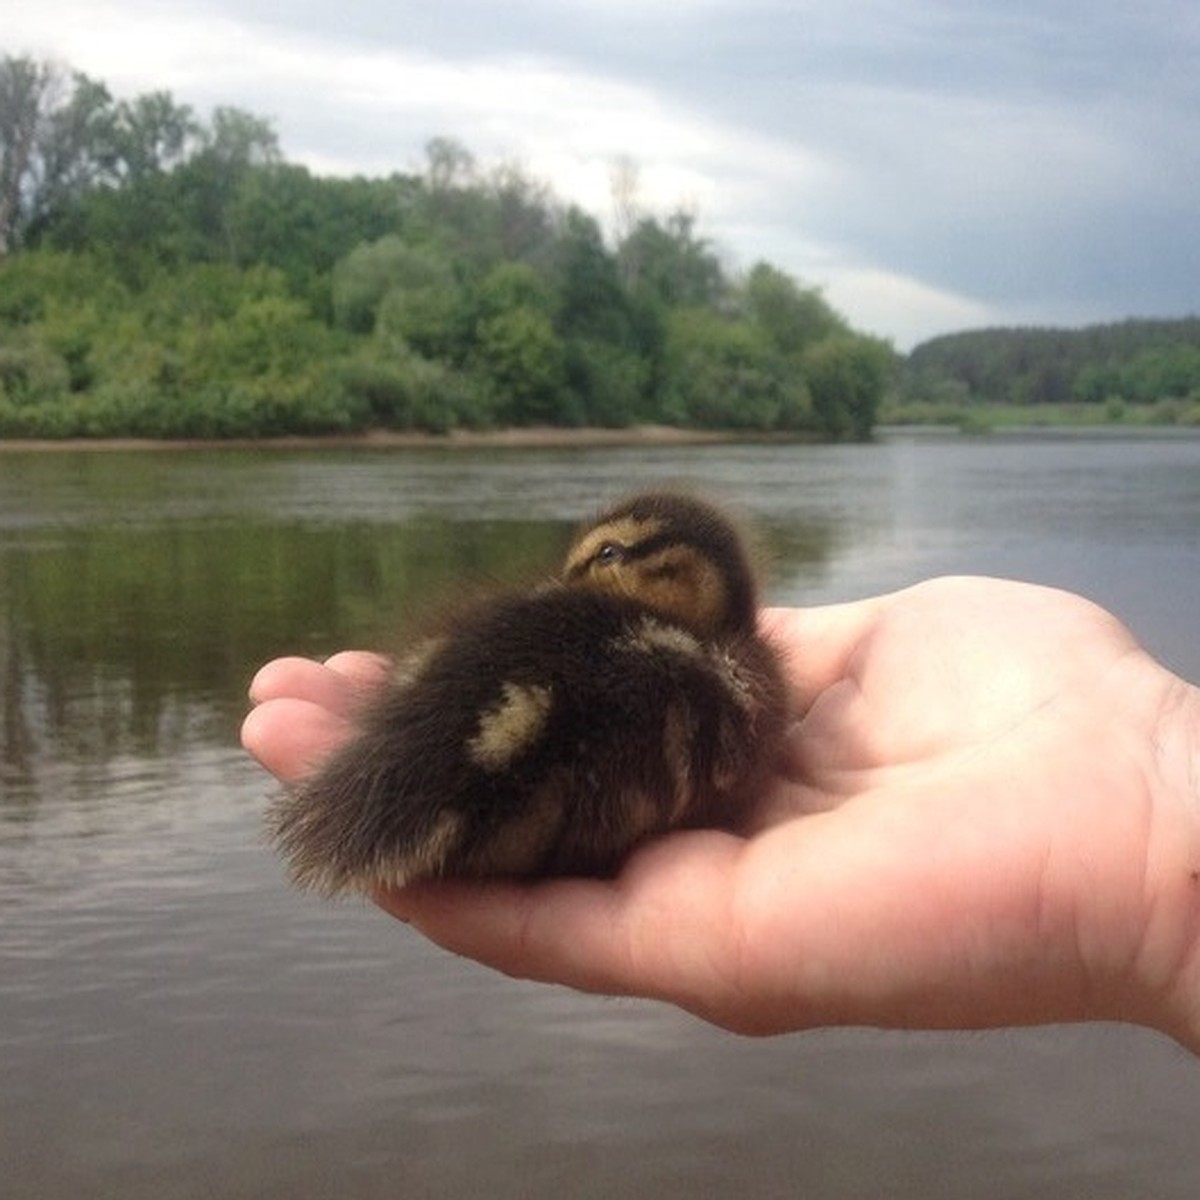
<box><xmin>3</xmin><ymin>432</ymin><xmax>1199</xmax><ymax>1198</ymax></box>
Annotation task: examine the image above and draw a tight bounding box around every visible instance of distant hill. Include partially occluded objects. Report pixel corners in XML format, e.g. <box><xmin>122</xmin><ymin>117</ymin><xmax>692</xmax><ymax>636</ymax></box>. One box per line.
<box><xmin>904</xmin><ymin>317</ymin><xmax>1200</xmax><ymax>408</ymax></box>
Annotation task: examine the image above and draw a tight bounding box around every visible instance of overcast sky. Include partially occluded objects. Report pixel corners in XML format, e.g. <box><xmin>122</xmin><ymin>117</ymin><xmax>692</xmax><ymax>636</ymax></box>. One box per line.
<box><xmin>9</xmin><ymin>0</ymin><xmax>1199</xmax><ymax>347</ymax></box>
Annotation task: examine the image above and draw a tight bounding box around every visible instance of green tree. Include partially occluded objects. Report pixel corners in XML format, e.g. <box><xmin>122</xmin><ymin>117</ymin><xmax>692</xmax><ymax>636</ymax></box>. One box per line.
<box><xmin>229</xmin><ymin>167</ymin><xmax>409</xmax><ymax>312</ymax></box>
<box><xmin>332</xmin><ymin>235</ymin><xmax>420</xmax><ymax>333</ymax></box>
<box><xmin>565</xmin><ymin>338</ymin><xmax>646</xmax><ymax>427</ymax></box>
<box><xmin>177</xmin><ymin>106</ymin><xmax>280</xmax><ymax>262</ymax></box>
<box><xmin>332</xmin><ymin>235</ymin><xmax>463</xmax><ymax>359</ymax></box>
<box><xmin>663</xmin><ymin>308</ymin><xmax>799</xmax><ymax>430</ymax></box>
<box><xmin>475</xmin><ymin>305</ymin><xmax>569</xmax><ymax>425</ymax></box>
<box><xmin>804</xmin><ymin>334</ymin><xmax>893</xmax><ymax>439</ymax></box>
<box><xmin>107</xmin><ymin>91</ymin><xmax>198</xmax><ymax>182</ymax></box>
<box><xmin>554</xmin><ymin>208</ymin><xmax>632</xmax><ymax>342</ymax></box>
<box><xmin>375</xmin><ymin>273</ymin><xmax>466</xmax><ymax>362</ymax></box>
<box><xmin>473</xmin><ymin>260</ymin><xmax>553</xmax><ymax>319</ymax></box>
<box><xmin>907</xmin><ymin>319</ymin><xmax>1200</xmax><ymax>411</ymax></box>
<box><xmin>743</xmin><ymin>262</ymin><xmax>847</xmax><ymax>356</ymax></box>
<box><xmin>1</xmin><ymin>56</ymin><xmax>116</xmax><ymax>255</ymax></box>
<box><xmin>619</xmin><ymin>210</ymin><xmax>724</xmax><ymax>308</ymax></box>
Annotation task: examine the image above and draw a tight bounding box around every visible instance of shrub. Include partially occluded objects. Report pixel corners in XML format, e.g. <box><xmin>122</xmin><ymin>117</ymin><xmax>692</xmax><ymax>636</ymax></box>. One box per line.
<box><xmin>565</xmin><ymin>338</ymin><xmax>646</xmax><ymax>427</ymax></box>
<box><xmin>803</xmin><ymin>334</ymin><xmax>891</xmax><ymax>439</ymax></box>
<box><xmin>337</xmin><ymin>351</ymin><xmax>489</xmax><ymax>433</ymax></box>
<box><xmin>0</xmin><ymin>334</ymin><xmax>71</xmax><ymax>405</ymax></box>
<box><xmin>473</xmin><ymin>307</ymin><xmax>567</xmax><ymax>425</ymax></box>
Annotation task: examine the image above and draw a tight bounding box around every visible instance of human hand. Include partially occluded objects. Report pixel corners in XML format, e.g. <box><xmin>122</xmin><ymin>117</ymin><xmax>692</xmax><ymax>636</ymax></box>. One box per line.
<box><xmin>242</xmin><ymin>577</ymin><xmax>1200</xmax><ymax>1049</ymax></box>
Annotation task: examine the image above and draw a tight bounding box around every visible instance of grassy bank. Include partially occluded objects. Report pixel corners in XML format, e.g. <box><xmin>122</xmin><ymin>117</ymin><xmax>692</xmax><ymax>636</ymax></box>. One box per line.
<box><xmin>880</xmin><ymin>398</ymin><xmax>1200</xmax><ymax>433</ymax></box>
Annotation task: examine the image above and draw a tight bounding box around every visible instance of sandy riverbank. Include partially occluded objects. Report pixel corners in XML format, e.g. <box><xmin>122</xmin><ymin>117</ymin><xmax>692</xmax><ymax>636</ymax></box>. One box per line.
<box><xmin>0</xmin><ymin>425</ymin><xmax>765</xmax><ymax>453</ymax></box>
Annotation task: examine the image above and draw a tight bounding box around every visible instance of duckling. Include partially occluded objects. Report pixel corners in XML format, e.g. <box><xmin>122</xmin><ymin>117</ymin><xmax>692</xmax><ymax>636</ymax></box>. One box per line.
<box><xmin>268</xmin><ymin>491</ymin><xmax>789</xmax><ymax>895</ymax></box>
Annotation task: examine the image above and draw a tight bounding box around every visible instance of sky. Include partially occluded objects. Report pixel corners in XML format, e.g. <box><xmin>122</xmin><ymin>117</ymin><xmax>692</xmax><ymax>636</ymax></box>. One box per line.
<box><xmin>8</xmin><ymin>0</ymin><xmax>1199</xmax><ymax>348</ymax></box>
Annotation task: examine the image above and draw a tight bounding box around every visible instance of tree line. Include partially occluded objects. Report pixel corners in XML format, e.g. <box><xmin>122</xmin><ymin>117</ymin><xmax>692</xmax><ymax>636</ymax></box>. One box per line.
<box><xmin>902</xmin><ymin>319</ymin><xmax>1200</xmax><ymax>422</ymax></box>
<box><xmin>0</xmin><ymin>55</ymin><xmax>892</xmax><ymax>439</ymax></box>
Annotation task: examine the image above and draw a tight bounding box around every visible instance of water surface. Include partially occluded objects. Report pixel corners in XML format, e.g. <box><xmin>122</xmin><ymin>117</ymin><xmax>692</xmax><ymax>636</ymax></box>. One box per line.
<box><xmin>3</xmin><ymin>434</ymin><xmax>1199</xmax><ymax>1198</ymax></box>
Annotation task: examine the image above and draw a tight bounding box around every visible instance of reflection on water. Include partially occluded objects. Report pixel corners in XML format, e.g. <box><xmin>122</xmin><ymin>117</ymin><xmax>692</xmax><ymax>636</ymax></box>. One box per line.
<box><xmin>3</xmin><ymin>435</ymin><xmax>1200</xmax><ymax>1199</ymax></box>
<box><xmin>1</xmin><ymin>518</ymin><xmax>573</xmax><ymax>803</ymax></box>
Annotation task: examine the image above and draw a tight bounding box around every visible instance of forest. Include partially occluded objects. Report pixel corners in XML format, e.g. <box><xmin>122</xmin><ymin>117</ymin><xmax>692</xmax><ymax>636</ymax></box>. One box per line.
<box><xmin>899</xmin><ymin>320</ymin><xmax>1200</xmax><ymax>425</ymax></box>
<box><xmin>0</xmin><ymin>54</ymin><xmax>892</xmax><ymax>440</ymax></box>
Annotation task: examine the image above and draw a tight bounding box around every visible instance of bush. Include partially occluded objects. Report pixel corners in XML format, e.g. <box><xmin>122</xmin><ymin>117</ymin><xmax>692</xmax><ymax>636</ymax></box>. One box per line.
<box><xmin>331</xmin><ymin>237</ymin><xmax>458</xmax><ymax>340</ymax></box>
<box><xmin>1148</xmin><ymin>398</ymin><xmax>1182</xmax><ymax>425</ymax></box>
<box><xmin>565</xmin><ymin>338</ymin><xmax>646</xmax><ymax>427</ymax></box>
<box><xmin>803</xmin><ymin>334</ymin><xmax>891</xmax><ymax>439</ymax></box>
<box><xmin>663</xmin><ymin>308</ymin><xmax>783</xmax><ymax>429</ymax></box>
<box><xmin>0</xmin><ymin>368</ymin><xmax>362</xmax><ymax>440</ymax></box>
<box><xmin>336</xmin><ymin>351</ymin><xmax>489</xmax><ymax>433</ymax></box>
<box><xmin>0</xmin><ymin>334</ymin><xmax>71</xmax><ymax>405</ymax></box>
<box><xmin>474</xmin><ymin>307</ymin><xmax>568</xmax><ymax>425</ymax></box>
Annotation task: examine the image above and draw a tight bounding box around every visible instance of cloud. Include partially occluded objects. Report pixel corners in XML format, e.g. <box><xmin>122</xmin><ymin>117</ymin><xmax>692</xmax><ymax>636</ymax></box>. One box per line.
<box><xmin>828</xmin><ymin>270</ymin><xmax>994</xmax><ymax>348</ymax></box>
<box><xmin>8</xmin><ymin>0</ymin><xmax>1199</xmax><ymax>347</ymax></box>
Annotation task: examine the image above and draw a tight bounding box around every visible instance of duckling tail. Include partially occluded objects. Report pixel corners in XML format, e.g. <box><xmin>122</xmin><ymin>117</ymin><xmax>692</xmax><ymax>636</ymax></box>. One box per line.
<box><xmin>266</xmin><ymin>729</ymin><xmax>467</xmax><ymax>897</ymax></box>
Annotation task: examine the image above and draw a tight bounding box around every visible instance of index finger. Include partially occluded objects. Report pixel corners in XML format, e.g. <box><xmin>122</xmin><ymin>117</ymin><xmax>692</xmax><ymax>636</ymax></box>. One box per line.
<box><xmin>760</xmin><ymin>596</ymin><xmax>887</xmax><ymax>707</ymax></box>
<box><xmin>374</xmin><ymin>830</ymin><xmax>748</xmax><ymax>1017</ymax></box>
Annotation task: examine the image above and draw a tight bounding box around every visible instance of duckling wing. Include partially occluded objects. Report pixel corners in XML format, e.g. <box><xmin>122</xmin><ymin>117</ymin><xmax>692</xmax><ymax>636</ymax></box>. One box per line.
<box><xmin>268</xmin><ymin>589</ymin><xmax>785</xmax><ymax>894</ymax></box>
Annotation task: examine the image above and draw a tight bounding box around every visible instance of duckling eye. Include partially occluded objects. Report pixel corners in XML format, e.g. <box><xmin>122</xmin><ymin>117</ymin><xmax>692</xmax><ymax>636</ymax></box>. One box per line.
<box><xmin>595</xmin><ymin>542</ymin><xmax>625</xmax><ymax>565</ymax></box>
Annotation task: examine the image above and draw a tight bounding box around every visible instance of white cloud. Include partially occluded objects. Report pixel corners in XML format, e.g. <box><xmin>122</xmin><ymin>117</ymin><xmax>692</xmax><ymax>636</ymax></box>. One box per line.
<box><xmin>821</xmin><ymin>268</ymin><xmax>994</xmax><ymax>350</ymax></box>
<box><xmin>8</xmin><ymin>0</ymin><xmax>1199</xmax><ymax>344</ymax></box>
<box><xmin>10</xmin><ymin>1</ymin><xmax>248</xmax><ymax>96</ymax></box>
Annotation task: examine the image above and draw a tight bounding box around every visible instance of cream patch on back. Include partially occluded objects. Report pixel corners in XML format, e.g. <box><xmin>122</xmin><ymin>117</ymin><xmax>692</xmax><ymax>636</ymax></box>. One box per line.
<box><xmin>468</xmin><ymin>682</ymin><xmax>553</xmax><ymax>771</ymax></box>
<box><xmin>390</xmin><ymin>637</ymin><xmax>444</xmax><ymax>690</ymax></box>
<box><xmin>617</xmin><ymin>616</ymin><xmax>702</xmax><ymax>659</ymax></box>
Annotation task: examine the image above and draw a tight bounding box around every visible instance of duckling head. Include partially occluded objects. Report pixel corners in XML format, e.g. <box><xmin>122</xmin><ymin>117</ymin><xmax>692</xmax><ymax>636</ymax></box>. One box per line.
<box><xmin>562</xmin><ymin>491</ymin><xmax>759</xmax><ymax>640</ymax></box>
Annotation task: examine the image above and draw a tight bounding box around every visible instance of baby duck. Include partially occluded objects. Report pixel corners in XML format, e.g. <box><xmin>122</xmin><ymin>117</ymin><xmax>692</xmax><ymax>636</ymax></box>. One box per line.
<box><xmin>268</xmin><ymin>491</ymin><xmax>788</xmax><ymax>895</ymax></box>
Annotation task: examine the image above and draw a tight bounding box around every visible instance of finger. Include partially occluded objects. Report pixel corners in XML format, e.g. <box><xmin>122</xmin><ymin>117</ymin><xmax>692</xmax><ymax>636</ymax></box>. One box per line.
<box><xmin>375</xmin><ymin>832</ymin><xmax>747</xmax><ymax>1012</ymax></box>
<box><xmin>240</xmin><ymin>698</ymin><xmax>357</xmax><ymax>783</ymax></box>
<box><xmin>323</xmin><ymin>651</ymin><xmax>393</xmax><ymax>688</ymax></box>
<box><xmin>760</xmin><ymin>597</ymin><xmax>888</xmax><ymax>707</ymax></box>
<box><xmin>247</xmin><ymin>653</ymin><xmax>388</xmax><ymax>714</ymax></box>
<box><xmin>745</xmin><ymin>755</ymin><xmax>845</xmax><ymax>823</ymax></box>
<box><xmin>376</xmin><ymin>878</ymin><xmax>636</xmax><ymax>993</ymax></box>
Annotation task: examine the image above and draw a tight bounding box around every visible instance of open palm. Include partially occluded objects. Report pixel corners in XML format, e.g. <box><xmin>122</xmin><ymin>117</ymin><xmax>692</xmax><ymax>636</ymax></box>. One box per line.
<box><xmin>242</xmin><ymin>576</ymin><xmax>1200</xmax><ymax>1046</ymax></box>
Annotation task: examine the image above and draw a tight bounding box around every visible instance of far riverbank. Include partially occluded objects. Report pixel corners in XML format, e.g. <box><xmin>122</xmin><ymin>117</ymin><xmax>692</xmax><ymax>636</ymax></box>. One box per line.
<box><xmin>4</xmin><ymin>412</ymin><xmax>1199</xmax><ymax>454</ymax></box>
<box><xmin>0</xmin><ymin>424</ymin><xmax>761</xmax><ymax>454</ymax></box>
